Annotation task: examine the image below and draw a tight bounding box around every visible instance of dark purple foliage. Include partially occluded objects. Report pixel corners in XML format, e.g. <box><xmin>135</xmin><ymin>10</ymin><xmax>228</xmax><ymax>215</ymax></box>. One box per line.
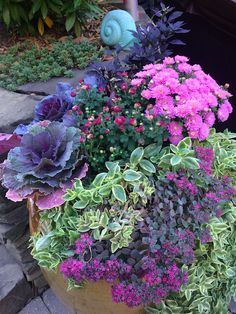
<box><xmin>125</xmin><ymin>4</ymin><xmax>189</xmax><ymax>68</ymax></box>
<box><xmin>85</xmin><ymin>48</ymin><xmax>128</xmax><ymax>92</ymax></box>
<box><xmin>140</xmin><ymin>171</ymin><xmax>235</xmax><ymax>264</ymax></box>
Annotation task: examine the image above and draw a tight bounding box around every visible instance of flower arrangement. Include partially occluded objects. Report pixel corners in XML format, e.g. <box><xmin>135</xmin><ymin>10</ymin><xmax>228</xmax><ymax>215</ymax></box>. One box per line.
<box><xmin>0</xmin><ymin>54</ymin><xmax>235</xmax><ymax>312</ymax></box>
<box><xmin>0</xmin><ymin>4</ymin><xmax>235</xmax><ymax>313</ymax></box>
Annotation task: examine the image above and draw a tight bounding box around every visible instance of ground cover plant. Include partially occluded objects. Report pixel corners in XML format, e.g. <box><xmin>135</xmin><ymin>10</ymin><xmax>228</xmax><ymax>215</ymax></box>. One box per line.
<box><xmin>0</xmin><ymin>3</ymin><xmax>236</xmax><ymax>313</ymax></box>
<box><xmin>0</xmin><ymin>38</ymin><xmax>103</xmax><ymax>90</ymax></box>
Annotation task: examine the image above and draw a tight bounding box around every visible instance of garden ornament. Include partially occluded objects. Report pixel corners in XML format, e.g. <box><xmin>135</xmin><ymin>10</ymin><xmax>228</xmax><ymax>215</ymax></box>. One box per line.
<box><xmin>100</xmin><ymin>9</ymin><xmax>137</xmax><ymax>49</ymax></box>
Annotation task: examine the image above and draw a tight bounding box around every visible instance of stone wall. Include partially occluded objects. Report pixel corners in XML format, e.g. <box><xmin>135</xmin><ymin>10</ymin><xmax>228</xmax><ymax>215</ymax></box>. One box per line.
<box><xmin>0</xmin><ymin>188</ymin><xmax>48</xmax><ymax>313</ymax></box>
<box><xmin>0</xmin><ymin>90</ymin><xmax>47</xmax><ymax>314</ymax></box>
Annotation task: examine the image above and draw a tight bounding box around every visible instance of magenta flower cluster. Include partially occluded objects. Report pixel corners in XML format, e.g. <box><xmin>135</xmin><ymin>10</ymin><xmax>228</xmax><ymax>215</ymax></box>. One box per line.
<box><xmin>60</xmin><ymin>248</ymin><xmax>187</xmax><ymax>307</ymax></box>
<box><xmin>131</xmin><ymin>55</ymin><xmax>233</xmax><ymax>144</ymax></box>
<box><xmin>195</xmin><ymin>146</ymin><xmax>214</xmax><ymax>175</ymax></box>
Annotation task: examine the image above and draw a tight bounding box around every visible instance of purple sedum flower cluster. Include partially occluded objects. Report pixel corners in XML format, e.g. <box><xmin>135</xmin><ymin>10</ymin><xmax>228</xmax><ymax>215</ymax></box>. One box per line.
<box><xmin>60</xmin><ymin>234</ymin><xmax>187</xmax><ymax>307</ymax></box>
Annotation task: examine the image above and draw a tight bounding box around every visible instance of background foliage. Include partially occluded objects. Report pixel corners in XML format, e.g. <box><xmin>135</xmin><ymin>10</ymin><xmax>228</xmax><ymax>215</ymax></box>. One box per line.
<box><xmin>0</xmin><ymin>0</ymin><xmax>104</xmax><ymax>36</ymax></box>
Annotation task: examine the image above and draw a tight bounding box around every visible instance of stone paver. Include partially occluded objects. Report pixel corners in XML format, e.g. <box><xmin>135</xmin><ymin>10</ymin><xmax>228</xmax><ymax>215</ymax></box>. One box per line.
<box><xmin>0</xmin><ymin>263</ymin><xmax>33</xmax><ymax>314</ymax></box>
<box><xmin>42</xmin><ymin>289</ymin><xmax>72</xmax><ymax>314</ymax></box>
<box><xmin>0</xmin><ymin>88</ymin><xmax>42</xmax><ymax>133</ymax></box>
<box><xmin>16</xmin><ymin>69</ymin><xmax>85</xmax><ymax>96</ymax></box>
<box><xmin>18</xmin><ymin>297</ymin><xmax>51</xmax><ymax>314</ymax></box>
<box><xmin>0</xmin><ymin>244</ymin><xmax>16</xmax><ymax>267</ymax></box>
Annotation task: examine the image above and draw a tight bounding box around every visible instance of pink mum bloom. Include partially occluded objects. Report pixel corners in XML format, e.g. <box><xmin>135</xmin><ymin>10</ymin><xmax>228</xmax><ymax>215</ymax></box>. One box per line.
<box><xmin>185</xmin><ymin>115</ymin><xmax>203</xmax><ymax>131</ymax></box>
<box><xmin>168</xmin><ymin>121</ymin><xmax>183</xmax><ymax>136</ymax></box>
<box><xmin>204</xmin><ymin>112</ymin><xmax>215</xmax><ymax>127</ymax></box>
<box><xmin>198</xmin><ymin>123</ymin><xmax>210</xmax><ymax>141</ymax></box>
<box><xmin>217</xmin><ymin>102</ymin><xmax>231</xmax><ymax>122</ymax></box>
<box><xmin>141</xmin><ymin>89</ymin><xmax>152</xmax><ymax>100</ymax></box>
<box><xmin>150</xmin><ymin>85</ymin><xmax>170</xmax><ymax>99</ymax></box>
<box><xmin>163</xmin><ymin>57</ymin><xmax>175</xmax><ymax>65</ymax></box>
<box><xmin>175</xmin><ymin>55</ymin><xmax>189</xmax><ymax>63</ymax></box>
<box><xmin>131</xmin><ymin>78</ymin><xmax>144</xmax><ymax>87</ymax></box>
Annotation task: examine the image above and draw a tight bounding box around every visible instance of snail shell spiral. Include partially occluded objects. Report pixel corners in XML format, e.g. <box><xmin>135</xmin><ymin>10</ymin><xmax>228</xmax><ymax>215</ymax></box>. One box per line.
<box><xmin>100</xmin><ymin>10</ymin><xmax>137</xmax><ymax>48</ymax></box>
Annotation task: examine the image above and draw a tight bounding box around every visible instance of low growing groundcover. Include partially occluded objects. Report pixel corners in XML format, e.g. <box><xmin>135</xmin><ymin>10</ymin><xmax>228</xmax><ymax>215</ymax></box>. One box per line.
<box><xmin>0</xmin><ymin>38</ymin><xmax>103</xmax><ymax>91</ymax></box>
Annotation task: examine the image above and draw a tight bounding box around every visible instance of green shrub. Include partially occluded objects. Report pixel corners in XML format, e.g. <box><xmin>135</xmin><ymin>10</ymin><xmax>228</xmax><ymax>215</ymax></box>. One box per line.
<box><xmin>0</xmin><ymin>39</ymin><xmax>103</xmax><ymax>90</ymax></box>
<box><xmin>0</xmin><ymin>0</ymin><xmax>103</xmax><ymax>36</ymax></box>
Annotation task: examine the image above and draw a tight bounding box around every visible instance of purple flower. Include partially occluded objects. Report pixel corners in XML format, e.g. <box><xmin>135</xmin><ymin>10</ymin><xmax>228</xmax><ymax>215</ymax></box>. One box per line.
<box><xmin>217</xmin><ymin>101</ymin><xmax>232</xmax><ymax>122</ymax></box>
<box><xmin>34</xmin><ymin>83</ymin><xmax>74</xmax><ymax>122</ymax></box>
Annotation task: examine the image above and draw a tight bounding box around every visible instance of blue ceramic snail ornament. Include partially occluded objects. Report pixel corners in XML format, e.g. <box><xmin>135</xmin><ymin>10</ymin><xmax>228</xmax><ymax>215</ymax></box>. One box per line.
<box><xmin>100</xmin><ymin>9</ymin><xmax>137</xmax><ymax>49</ymax></box>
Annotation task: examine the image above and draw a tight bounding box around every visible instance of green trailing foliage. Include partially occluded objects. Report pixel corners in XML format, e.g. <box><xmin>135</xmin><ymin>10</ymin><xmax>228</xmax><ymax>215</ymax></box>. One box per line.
<box><xmin>0</xmin><ymin>39</ymin><xmax>102</xmax><ymax>91</ymax></box>
<box><xmin>64</xmin><ymin>148</ymin><xmax>156</xmax><ymax>209</ymax></box>
<box><xmin>147</xmin><ymin>137</ymin><xmax>200</xmax><ymax>173</ymax></box>
<box><xmin>31</xmin><ymin>147</ymin><xmax>156</xmax><ymax>268</ymax></box>
<box><xmin>204</xmin><ymin>129</ymin><xmax>236</xmax><ymax>184</ymax></box>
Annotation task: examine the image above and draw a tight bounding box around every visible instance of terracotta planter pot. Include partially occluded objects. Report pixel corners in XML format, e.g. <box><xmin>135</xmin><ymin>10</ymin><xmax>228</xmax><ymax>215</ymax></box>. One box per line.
<box><xmin>28</xmin><ymin>199</ymin><xmax>145</xmax><ymax>314</ymax></box>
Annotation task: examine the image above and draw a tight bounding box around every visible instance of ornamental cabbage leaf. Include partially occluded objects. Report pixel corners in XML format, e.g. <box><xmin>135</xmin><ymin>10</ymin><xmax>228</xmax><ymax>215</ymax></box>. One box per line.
<box><xmin>34</xmin><ymin>83</ymin><xmax>74</xmax><ymax>122</ymax></box>
<box><xmin>1</xmin><ymin>121</ymin><xmax>87</xmax><ymax>209</ymax></box>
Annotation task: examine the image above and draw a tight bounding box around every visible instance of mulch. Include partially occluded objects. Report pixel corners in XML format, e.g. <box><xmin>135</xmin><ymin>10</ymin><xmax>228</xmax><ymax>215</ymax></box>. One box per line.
<box><xmin>0</xmin><ymin>3</ymin><xmax>114</xmax><ymax>54</ymax></box>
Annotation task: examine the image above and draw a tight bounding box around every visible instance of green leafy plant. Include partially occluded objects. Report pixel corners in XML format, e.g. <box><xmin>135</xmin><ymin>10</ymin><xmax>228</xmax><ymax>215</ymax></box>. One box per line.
<box><xmin>31</xmin><ymin>205</ymin><xmax>79</xmax><ymax>270</ymax></box>
<box><xmin>149</xmin><ymin>137</ymin><xmax>200</xmax><ymax>171</ymax></box>
<box><xmin>63</xmin><ymin>0</ymin><xmax>103</xmax><ymax>37</ymax></box>
<box><xmin>64</xmin><ymin>147</ymin><xmax>156</xmax><ymax>252</ymax></box>
<box><xmin>76</xmin><ymin>206</ymin><xmax>143</xmax><ymax>253</ymax></box>
<box><xmin>0</xmin><ymin>39</ymin><xmax>102</xmax><ymax>90</ymax></box>
<box><xmin>64</xmin><ymin>148</ymin><xmax>156</xmax><ymax>209</ymax></box>
<box><xmin>203</xmin><ymin>129</ymin><xmax>236</xmax><ymax>183</ymax></box>
<box><xmin>0</xmin><ymin>0</ymin><xmax>104</xmax><ymax>36</ymax></box>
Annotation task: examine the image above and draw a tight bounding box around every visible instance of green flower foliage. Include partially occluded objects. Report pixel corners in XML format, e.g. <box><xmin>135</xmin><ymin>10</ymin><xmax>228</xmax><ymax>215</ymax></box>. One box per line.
<box><xmin>204</xmin><ymin>129</ymin><xmax>236</xmax><ymax>184</ymax></box>
<box><xmin>31</xmin><ymin>205</ymin><xmax>80</xmax><ymax>270</ymax></box>
<box><xmin>157</xmin><ymin>137</ymin><xmax>200</xmax><ymax>171</ymax></box>
<box><xmin>64</xmin><ymin>147</ymin><xmax>156</xmax><ymax>252</ymax></box>
<box><xmin>0</xmin><ymin>39</ymin><xmax>102</xmax><ymax>91</ymax></box>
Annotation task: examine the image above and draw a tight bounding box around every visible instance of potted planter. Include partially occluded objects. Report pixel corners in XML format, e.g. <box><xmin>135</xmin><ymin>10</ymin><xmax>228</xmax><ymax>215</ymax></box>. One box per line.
<box><xmin>28</xmin><ymin>198</ymin><xmax>144</xmax><ymax>314</ymax></box>
<box><xmin>1</xmin><ymin>7</ymin><xmax>236</xmax><ymax>313</ymax></box>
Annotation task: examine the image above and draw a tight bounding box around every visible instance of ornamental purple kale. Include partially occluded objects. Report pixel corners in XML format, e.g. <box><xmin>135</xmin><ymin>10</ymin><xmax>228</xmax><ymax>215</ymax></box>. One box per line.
<box><xmin>34</xmin><ymin>83</ymin><xmax>74</xmax><ymax>122</ymax></box>
<box><xmin>1</xmin><ymin>121</ymin><xmax>87</xmax><ymax>209</ymax></box>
